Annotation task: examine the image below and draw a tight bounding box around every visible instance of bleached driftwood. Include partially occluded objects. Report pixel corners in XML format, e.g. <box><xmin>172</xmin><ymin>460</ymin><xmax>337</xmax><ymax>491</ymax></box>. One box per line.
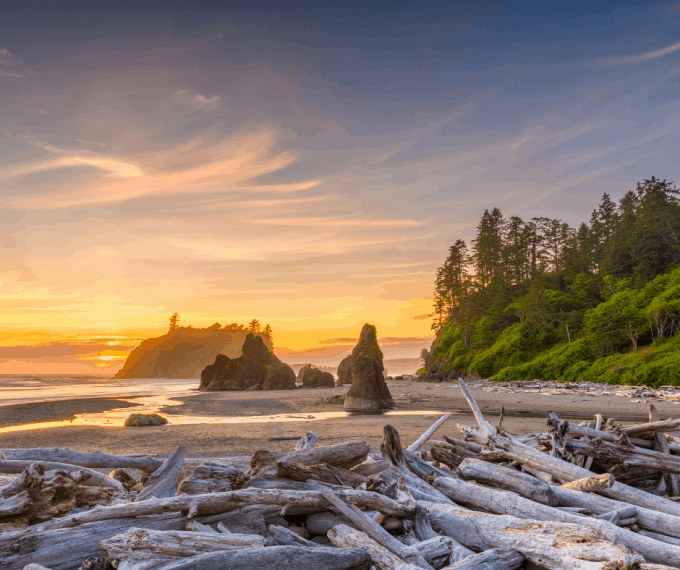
<box><xmin>0</xmin><ymin>459</ymin><xmax>124</xmax><ymax>492</ymax></box>
<box><xmin>411</xmin><ymin>535</ymin><xmax>453</xmax><ymax>567</ymax></box>
<box><xmin>276</xmin><ymin>461</ymin><xmax>373</xmax><ymax>488</ymax></box>
<box><xmin>413</xmin><ymin>504</ymin><xmax>473</xmax><ymax>565</ymax></box>
<box><xmin>268</xmin><ymin>524</ymin><xmax>331</xmax><ymax>549</ymax></box>
<box><xmin>442</xmin><ymin>437</ymin><xmax>482</xmax><ymax>456</ymax></box>
<box><xmin>135</xmin><ymin>446</ymin><xmax>186</xmax><ymax>502</ymax></box>
<box><xmin>458</xmin><ymin>378</ymin><xmax>495</xmax><ymax>435</ymax></box>
<box><xmin>321</xmin><ymin>488</ymin><xmax>432</xmax><ymax>569</ymax></box>
<box><xmin>177</xmin><ymin>462</ymin><xmax>248</xmax><ymax>496</ymax></box>
<box><xmin>306</xmin><ymin>512</ymin><xmax>354</xmax><ymax>535</ymax></box>
<box><xmin>432</xmin><ymin>475</ymin><xmax>680</xmax><ymax>566</ymax></box>
<box><xmin>0</xmin><ymin>448</ymin><xmax>161</xmax><ymax>473</ymax></box>
<box><xmin>75</xmin><ymin>486</ymin><xmax>114</xmax><ymax>507</ymax></box>
<box><xmin>255</xmin><ymin>441</ymin><xmax>370</xmax><ymax>477</ymax></box>
<box><xmin>565</xmin><ymin>435</ymin><xmax>680</xmax><ymax>474</ymax></box>
<box><xmin>421</xmin><ymin>500</ymin><xmax>642</xmax><ymax>570</ymax></box>
<box><xmin>196</xmin><ymin>504</ymin><xmax>280</xmax><ymax>536</ymax></box>
<box><xmin>0</xmin><ymin>461</ymin><xmax>45</xmax><ymax>499</ymax></box>
<box><xmin>35</xmin><ymin>487</ymin><xmax>413</xmax><ymax>531</ymax></box>
<box><xmin>619</xmin><ymin>418</ymin><xmax>680</xmax><ymax>437</ymax></box>
<box><xmin>328</xmin><ymin>524</ymin><xmax>420</xmax><ymax>570</ymax></box>
<box><xmin>0</xmin><ymin>513</ymin><xmax>188</xmax><ymax>570</ymax></box>
<box><xmin>456</xmin><ymin>458</ymin><xmax>557</xmax><ymax>506</ymax></box>
<box><xmin>649</xmin><ymin>405</ymin><xmax>680</xmax><ymax>496</ymax></box>
<box><xmin>0</xmin><ymin>464</ymin><xmax>93</xmax><ymax>525</ymax></box>
<box><xmin>0</xmin><ymin>490</ymin><xmax>32</xmax><ymax>519</ymax></box>
<box><xmin>560</xmin><ymin>473</ymin><xmax>614</xmax><ymax>492</ymax></box>
<box><xmin>351</xmin><ymin>459</ymin><xmax>391</xmax><ymax>477</ymax></box>
<box><xmin>550</xmin><ymin>484</ymin><xmax>680</xmax><ymax>540</ymax></box>
<box><xmin>445</xmin><ymin>548</ymin><xmax>524</xmax><ymax>570</ymax></box>
<box><xmin>101</xmin><ymin>527</ymin><xmax>266</xmax><ymax>564</ymax></box>
<box><xmin>465</xmin><ymin>427</ymin><xmax>680</xmax><ymax>518</ymax></box>
<box><xmin>186</xmin><ymin>520</ymin><xmax>217</xmax><ymax>533</ymax></box>
<box><xmin>296</xmin><ymin>432</ymin><xmax>318</xmax><ymax>451</ymax></box>
<box><xmin>407</xmin><ymin>414</ymin><xmax>454</xmax><ymax>453</ymax></box>
<box><xmin>142</xmin><ymin>545</ymin><xmax>372</xmax><ymax>570</ymax></box>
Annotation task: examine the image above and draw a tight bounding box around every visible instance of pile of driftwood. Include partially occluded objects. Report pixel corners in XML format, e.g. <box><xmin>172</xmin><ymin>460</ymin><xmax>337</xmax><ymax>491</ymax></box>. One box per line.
<box><xmin>4</xmin><ymin>379</ymin><xmax>680</xmax><ymax>569</ymax></box>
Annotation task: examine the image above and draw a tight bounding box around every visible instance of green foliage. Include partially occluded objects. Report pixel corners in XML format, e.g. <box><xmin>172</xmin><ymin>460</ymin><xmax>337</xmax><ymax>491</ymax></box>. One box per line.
<box><xmin>416</xmin><ymin>367</ymin><xmax>425</xmax><ymax>375</ymax></box>
<box><xmin>429</xmin><ymin>176</ymin><xmax>680</xmax><ymax>386</ymax></box>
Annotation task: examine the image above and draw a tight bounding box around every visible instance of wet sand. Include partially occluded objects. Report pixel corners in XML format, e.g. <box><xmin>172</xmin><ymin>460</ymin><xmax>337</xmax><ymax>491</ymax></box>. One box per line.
<box><xmin>0</xmin><ymin>398</ymin><xmax>138</xmax><ymax>428</ymax></box>
<box><xmin>0</xmin><ymin>381</ymin><xmax>677</xmax><ymax>456</ymax></box>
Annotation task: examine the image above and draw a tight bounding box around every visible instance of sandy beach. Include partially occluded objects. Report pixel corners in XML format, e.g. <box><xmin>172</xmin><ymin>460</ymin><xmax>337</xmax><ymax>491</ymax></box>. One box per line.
<box><xmin>0</xmin><ymin>379</ymin><xmax>676</xmax><ymax>456</ymax></box>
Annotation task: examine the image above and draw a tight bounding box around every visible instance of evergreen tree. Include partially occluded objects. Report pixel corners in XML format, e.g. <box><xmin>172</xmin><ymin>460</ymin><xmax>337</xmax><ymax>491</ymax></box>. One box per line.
<box><xmin>263</xmin><ymin>324</ymin><xmax>274</xmax><ymax>343</ymax></box>
<box><xmin>472</xmin><ymin>208</ymin><xmax>506</xmax><ymax>287</ymax></box>
<box><xmin>247</xmin><ymin>319</ymin><xmax>261</xmax><ymax>333</ymax></box>
<box><xmin>168</xmin><ymin>312</ymin><xmax>180</xmax><ymax>331</ymax></box>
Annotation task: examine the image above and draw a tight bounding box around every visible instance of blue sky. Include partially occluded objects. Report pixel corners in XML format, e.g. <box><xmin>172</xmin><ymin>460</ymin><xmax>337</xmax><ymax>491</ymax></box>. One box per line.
<box><xmin>0</xmin><ymin>1</ymin><xmax>679</xmax><ymax>371</ymax></box>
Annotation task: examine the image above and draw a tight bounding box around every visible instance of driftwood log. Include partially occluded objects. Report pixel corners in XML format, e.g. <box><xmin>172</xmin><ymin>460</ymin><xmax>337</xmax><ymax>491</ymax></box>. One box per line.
<box><xmin>0</xmin><ymin>459</ymin><xmax>124</xmax><ymax>492</ymax></box>
<box><xmin>446</xmin><ymin>548</ymin><xmax>524</xmax><ymax>570</ymax></box>
<box><xmin>142</xmin><ymin>545</ymin><xmax>372</xmax><ymax>570</ymax></box>
<box><xmin>421</xmin><ymin>500</ymin><xmax>642</xmax><ymax>570</ymax></box>
<box><xmin>0</xmin><ymin>448</ymin><xmax>161</xmax><ymax>473</ymax></box>
<box><xmin>135</xmin><ymin>446</ymin><xmax>186</xmax><ymax>502</ymax></box>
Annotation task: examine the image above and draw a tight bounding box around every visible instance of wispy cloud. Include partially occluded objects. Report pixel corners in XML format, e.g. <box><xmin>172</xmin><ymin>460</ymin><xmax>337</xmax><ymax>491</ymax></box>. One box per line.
<box><xmin>171</xmin><ymin>90</ymin><xmax>221</xmax><ymax>110</ymax></box>
<box><xmin>607</xmin><ymin>41</ymin><xmax>680</xmax><ymax>64</ymax></box>
<box><xmin>7</xmin><ymin>130</ymin><xmax>322</xmax><ymax>208</ymax></box>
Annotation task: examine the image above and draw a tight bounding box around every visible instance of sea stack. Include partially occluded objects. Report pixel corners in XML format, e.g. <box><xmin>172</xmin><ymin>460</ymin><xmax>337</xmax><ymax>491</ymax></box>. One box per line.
<box><xmin>199</xmin><ymin>333</ymin><xmax>296</xmax><ymax>391</ymax></box>
<box><xmin>343</xmin><ymin>324</ymin><xmax>395</xmax><ymax>411</ymax></box>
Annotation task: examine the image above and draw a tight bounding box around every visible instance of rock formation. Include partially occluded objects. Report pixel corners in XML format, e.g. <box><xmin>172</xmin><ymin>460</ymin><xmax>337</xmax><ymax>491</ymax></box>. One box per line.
<box><xmin>343</xmin><ymin>324</ymin><xmax>395</xmax><ymax>411</ymax></box>
<box><xmin>199</xmin><ymin>333</ymin><xmax>296</xmax><ymax>391</ymax></box>
<box><xmin>116</xmin><ymin>326</ymin><xmax>273</xmax><ymax>379</ymax></box>
<box><xmin>336</xmin><ymin>355</ymin><xmax>353</xmax><ymax>384</ymax></box>
<box><xmin>124</xmin><ymin>414</ymin><xmax>168</xmax><ymax>427</ymax></box>
<box><xmin>301</xmin><ymin>368</ymin><xmax>335</xmax><ymax>388</ymax></box>
<box><xmin>297</xmin><ymin>364</ymin><xmax>312</xmax><ymax>380</ymax></box>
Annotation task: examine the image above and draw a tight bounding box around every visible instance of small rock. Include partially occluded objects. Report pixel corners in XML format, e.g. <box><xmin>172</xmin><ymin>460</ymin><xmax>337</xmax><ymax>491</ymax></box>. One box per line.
<box><xmin>302</xmin><ymin>368</ymin><xmax>335</xmax><ymax>388</ymax></box>
<box><xmin>249</xmin><ymin>383</ymin><xmax>263</xmax><ymax>390</ymax></box>
<box><xmin>124</xmin><ymin>413</ymin><xmax>168</xmax><ymax>427</ymax></box>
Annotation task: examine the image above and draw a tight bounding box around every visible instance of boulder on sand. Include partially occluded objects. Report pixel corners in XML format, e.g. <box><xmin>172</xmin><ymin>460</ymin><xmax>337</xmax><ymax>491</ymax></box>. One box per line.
<box><xmin>343</xmin><ymin>324</ymin><xmax>395</xmax><ymax>411</ymax></box>
<box><xmin>336</xmin><ymin>355</ymin><xmax>353</xmax><ymax>384</ymax></box>
<box><xmin>302</xmin><ymin>368</ymin><xmax>335</xmax><ymax>388</ymax></box>
<box><xmin>297</xmin><ymin>364</ymin><xmax>312</xmax><ymax>380</ymax></box>
<box><xmin>199</xmin><ymin>333</ymin><xmax>296</xmax><ymax>391</ymax></box>
<box><xmin>124</xmin><ymin>413</ymin><xmax>168</xmax><ymax>427</ymax></box>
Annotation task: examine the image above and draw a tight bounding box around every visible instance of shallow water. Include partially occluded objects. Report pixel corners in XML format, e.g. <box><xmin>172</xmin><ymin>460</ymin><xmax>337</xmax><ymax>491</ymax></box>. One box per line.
<box><xmin>0</xmin><ymin>387</ymin><xmax>453</xmax><ymax>433</ymax></box>
<box><xmin>0</xmin><ymin>374</ymin><xmax>197</xmax><ymax>406</ymax></box>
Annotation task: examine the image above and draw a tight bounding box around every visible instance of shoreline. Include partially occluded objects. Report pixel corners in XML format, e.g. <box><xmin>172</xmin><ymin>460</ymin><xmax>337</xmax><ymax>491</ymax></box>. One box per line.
<box><xmin>0</xmin><ymin>380</ymin><xmax>676</xmax><ymax>455</ymax></box>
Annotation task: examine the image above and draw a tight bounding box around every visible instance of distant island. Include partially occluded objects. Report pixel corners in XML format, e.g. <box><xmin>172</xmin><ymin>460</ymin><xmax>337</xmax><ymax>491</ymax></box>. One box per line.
<box><xmin>115</xmin><ymin>319</ymin><xmax>273</xmax><ymax>379</ymax></box>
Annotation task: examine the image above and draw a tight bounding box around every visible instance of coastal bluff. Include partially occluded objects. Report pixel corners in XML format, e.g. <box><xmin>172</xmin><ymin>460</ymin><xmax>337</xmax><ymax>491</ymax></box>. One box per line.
<box><xmin>115</xmin><ymin>326</ymin><xmax>273</xmax><ymax>379</ymax></box>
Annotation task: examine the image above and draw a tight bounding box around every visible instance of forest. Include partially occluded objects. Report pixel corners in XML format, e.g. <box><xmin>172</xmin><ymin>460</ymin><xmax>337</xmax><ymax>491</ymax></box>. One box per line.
<box><xmin>427</xmin><ymin>176</ymin><xmax>680</xmax><ymax>386</ymax></box>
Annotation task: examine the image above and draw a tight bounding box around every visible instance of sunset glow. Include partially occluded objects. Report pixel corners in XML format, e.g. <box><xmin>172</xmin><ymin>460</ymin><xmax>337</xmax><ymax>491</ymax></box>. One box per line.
<box><xmin>1</xmin><ymin>2</ymin><xmax>679</xmax><ymax>373</ymax></box>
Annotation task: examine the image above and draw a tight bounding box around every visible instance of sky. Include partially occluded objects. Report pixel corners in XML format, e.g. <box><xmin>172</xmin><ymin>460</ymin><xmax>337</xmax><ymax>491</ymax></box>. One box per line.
<box><xmin>1</xmin><ymin>1</ymin><xmax>679</xmax><ymax>373</ymax></box>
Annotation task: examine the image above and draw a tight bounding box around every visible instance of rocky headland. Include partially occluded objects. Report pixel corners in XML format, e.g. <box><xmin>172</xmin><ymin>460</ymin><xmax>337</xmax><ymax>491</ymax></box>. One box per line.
<box><xmin>115</xmin><ymin>325</ymin><xmax>272</xmax><ymax>379</ymax></box>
